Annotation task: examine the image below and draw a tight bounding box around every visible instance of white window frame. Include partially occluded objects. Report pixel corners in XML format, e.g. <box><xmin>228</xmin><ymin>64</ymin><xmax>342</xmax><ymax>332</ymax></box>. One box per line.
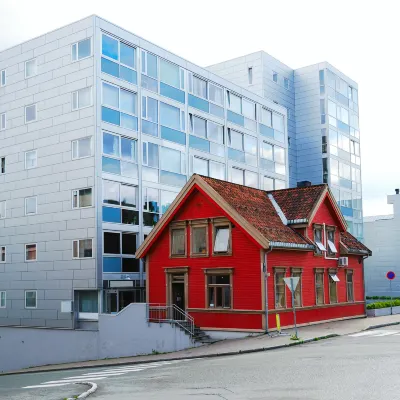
<box><xmin>0</xmin><ymin>69</ymin><xmax>5</xmax><ymax>87</ymax></box>
<box><xmin>25</xmin><ymin>290</ymin><xmax>37</xmax><ymax>309</ymax></box>
<box><xmin>0</xmin><ymin>112</ymin><xmax>5</xmax><ymax>131</ymax></box>
<box><xmin>0</xmin><ymin>200</ymin><xmax>6</xmax><ymax>219</ymax></box>
<box><xmin>72</xmin><ymin>137</ymin><xmax>93</xmax><ymax>160</ymax></box>
<box><xmin>0</xmin><ymin>246</ymin><xmax>6</xmax><ymax>263</ymax></box>
<box><xmin>160</xmin><ymin>58</ymin><xmax>185</xmax><ymax>90</ymax></box>
<box><xmin>72</xmin><ymin>87</ymin><xmax>92</xmax><ymax>111</ymax></box>
<box><xmin>72</xmin><ymin>187</ymin><xmax>93</xmax><ymax>209</ymax></box>
<box><xmin>25</xmin><ymin>196</ymin><xmax>37</xmax><ymax>216</ymax></box>
<box><xmin>25</xmin><ymin>150</ymin><xmax>37</xmax><ymax>169</ymax></box>
<box><xmin>141</xmin><ymin>49</ymin><xmax>158</xmax><ymax>78</ymax></box>
<box><xmin>189</xmin><ymin>113</ymin><xmax>224</xmax><ymax>145</ymax></box>
<box><xmin>72</xmin><ymin>239</ymin><xmax>94</xmax><ymax>259</ymax></box>
<box><xmin>0</xmin><ymin>291</ymin><xmax>6</xmax><ymax>308</ymax></box>
<box><xmin>188</xmin><ymin>73</ymin><xmax>224</xmax><ymax>107</ymax></box>
<box><xmin>102</xmin><ymin>131</ymin><xmax>138</xmax><ymax>163</ymax></box>
<box><xmin>25</xmin><ymin>104</ymin><xmax>37</xmax><ymax>124</ymax></box>
<box><xmin>71</xmin><ymin>37</ymin><xmax>92</xmax><ymax>62</ymax></box>
<box><xmin>101</xmin><ymin>81</ymin><xmax>138</xmax><ymax>117</ymax></box>
<box><xmin>25</xmin><ymin>59</ymin><xmax>37</xmax><ymax>79</ymax></box>
<box><xmin>25</xmin><ymin>243</ymin><xmax>37</xmax><ymax>262</ymax></box>
<box><xmin>103</xmin><ymin>180</ymin><xmax>138</xmax><ymax>211</ymax></box>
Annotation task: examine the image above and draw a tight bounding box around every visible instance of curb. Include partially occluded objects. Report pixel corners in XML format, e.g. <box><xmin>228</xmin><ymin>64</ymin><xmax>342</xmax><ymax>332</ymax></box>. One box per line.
<box><xmin>365</xmin><ymin>321</ymin><xmax>400</xmax><ymax>331</ymax></box>
<box><xmin>66</xmin><ymin>382</ymin><xmax>98</xmax><ymax>399</ymax></box>
<box><xmin>0</xmin><ymin>333</ymin><xmax>339</xmax><ymax>376</ymax></box>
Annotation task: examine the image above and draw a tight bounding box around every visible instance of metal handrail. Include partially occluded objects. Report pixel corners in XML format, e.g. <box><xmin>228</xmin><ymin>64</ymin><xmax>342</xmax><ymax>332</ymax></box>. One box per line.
<box><xmin>146</xmin><ymin>303</ymin><xmax>194</xmax><ymax>337</ymax></box>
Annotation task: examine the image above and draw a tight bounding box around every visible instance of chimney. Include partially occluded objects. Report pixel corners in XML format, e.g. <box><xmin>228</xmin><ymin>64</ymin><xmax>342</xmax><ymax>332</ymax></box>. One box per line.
<box><xmin>395</xmin><ymin>189</ymin><xmax>399</xmax><ymax>195</ymax></box>
<box><xmin>297</xmin><ymin>181</ymin><xmax>312</xmax><ymax>188</ymax></box>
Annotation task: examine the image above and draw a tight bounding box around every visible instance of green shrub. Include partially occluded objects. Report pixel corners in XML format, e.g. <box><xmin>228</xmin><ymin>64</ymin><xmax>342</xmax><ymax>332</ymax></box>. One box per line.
<box><xmin>371</xmin><ymin>296</ymin><xmax>380</xmax><ymax>300</ymax></box>
<box><xmin>367</xmin><ymin>300</ymin><xmax>400</xmax><ymax>309</ymax></box>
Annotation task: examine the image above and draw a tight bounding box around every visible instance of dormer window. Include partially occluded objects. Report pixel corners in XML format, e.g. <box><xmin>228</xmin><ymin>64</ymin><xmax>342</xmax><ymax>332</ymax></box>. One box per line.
<box><xmin>314</xmin><ymin>226</ymin><xmax>326</xmax><ymax>255</ymax></box>
<box><xmin>213</xmin><ymin>219</ymin><xmax>232</xmax><ymax>255</ymax></box>
<box><xmin>327</xmin><ymin>229</ymin><xmax>338</xmax><ymax>256</ymax></box>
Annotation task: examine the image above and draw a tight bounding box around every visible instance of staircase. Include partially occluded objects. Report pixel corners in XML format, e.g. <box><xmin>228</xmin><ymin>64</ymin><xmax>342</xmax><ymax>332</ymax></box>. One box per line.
<box><xmin>178</xmin><ymin>320</ymin><xmax>217</xmax><ymax>344</ymax></box>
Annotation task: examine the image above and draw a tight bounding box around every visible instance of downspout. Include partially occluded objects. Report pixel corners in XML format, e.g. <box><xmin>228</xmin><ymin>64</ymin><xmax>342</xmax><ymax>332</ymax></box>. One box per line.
<box><xmin>264</xmin><ymin>245</ymin><xmax>273</xmax><ymax>334</ymax></box>
<box><xmin>361</xmin><ymin>255</ymin><xmax>369</xmax><ymax>316</ymax></box>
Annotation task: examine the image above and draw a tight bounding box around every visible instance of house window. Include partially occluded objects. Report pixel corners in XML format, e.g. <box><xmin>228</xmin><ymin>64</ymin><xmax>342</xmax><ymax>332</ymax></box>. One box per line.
<box><xmin>314</xmin><ymin>226</ymin><xmax>326</xmax><ymax>254</ymax></box>
<box><xmin>72</xmin><ymin>87</ymin><xmax>92</xmax><ymax>110</ymax></box>
<box><xmin>72</xmin><ymin>38</ymin><xmax>91</xmax><ymax>61</ymax></box>
<box><xmin>248</xmin><ymin>67</ymin><xmax>253</xmax><ymax>84</ymax></box>
<box><xmin>329</xmin><ymin>272</ymin><xmax>339</xmax><ymax>303</ymax></box>
<box><xmin>191</xmin><ymin>222</ymin><xmax>208</xmax><ymax>257</ymax></box>
<box><xmin>143</xmin><ymin>187</ymin><xmax>160</xmax><ymax>227</ymax></box>
<box><xmin>103</xmin><ymin>232</ymin><xmax>138</xmax><ymax>272</ymax></box>
<box><xmin>160</xmin><ymin>59</ymin><xmax>184</xmax><ymax>90</ymax></box>
<box><xmin>206</xmin><ymin>271</ymin><xmax>232</xmax><ymax>308</ymax></box>
<box><xmin>0</xmin><ymin>291</ymin><xmax>5</xmax><ymax>308</ymax></box>
<box><xmin>0</xmin><ymin>113</ymin><xmax>5</xmax><ymax>130</ymax></box>
<box><xmin>25</xmin><ymin>244</ymin><xmax>37</xmax><ymax>262</ymax></box>
<box><xmin>212</xmin><ymin>221</ymin><xmax>231</xmax><ymax>255</ymax></box>
<box><xmin>25</xmin><ymin>196</ymin><xmax>37</xmax><ymax>215</ymax></box>
<box><xmin>25</xmin><ymin>291</ymin><xmax>37</xmax><ymax>309</ymax></box>
<box><xmin>1</xmin><ymin>157</ymin><xmax>5</xmax><ymax>173</ymax></box>
<box><xmin>0</xmin><ymin>201</ymin><xmax>5</xmax><ymax>219</ymax></box>
<box><xmin>72</xmin><ymin>137</ymin><xmax>92</xmax><ymax>159</ymax></box>
<box><xmin>170</xmin><ymin>226</ymin><xmax>186</xmax><ymax>257</ymax></box>
<box><xmin>315</xmin><ymin>270</ymin><xmax>324</xmax><ymax>305</ymax></box>
<box><xmin>0</xmin><ymin>246</ymin><xmax>5</xmax><ymax>263</ymax></box>
<box><xmin>291</xmin><ymin>269</ymin><xmax>302</xmax><ymax>307</ymax></box>
<box><xmin>346</xmin><ymin>270</ymin><xmax>354</xmax><ymax>302</ymax></box>
<box><xmin>0</xmin><ymin>69</ymin><xmax>5</xmax><ymax>87</ymax></box>
<box><xmin>72</xmin><ymin>188</ymin><xmax>92</xmax><ymax>209</ymax></box>
<box><xmin>275</xmin><ymin>269</ymin><xmax>286</xmax><ymax>308</ymax></box>
<box><xmin>25</xmin><ymin>104</ymin><xmax>37</xmax><ymax>123</ymax></box>
<box><xmin>192</xmin><ymin>156</ymin><xmax>225</xmax><ymax>180</ymax></box>
<box><xmin>25</xmin><ymin>59</ymin><xmax>37</xmax><ymax>78</ymax></box>
<box><xmin>273</xmin><ymin>71</ymin><xmax>278</xmax><ymax>83</ymax></box>
<box><xmin>25</xmin><ymin>150</ymin><xmax>37</xmax><ymax>169</ymax></box>
<box><xmin>73</xmin><ymin>239</ymin><xmax>93</xmax><ymax>259</ymax></box>
<box><xmin>327</xmin><ymin>229</ymin><xmax>338</xmax><ymax>256</ymax></box>
<box><xmin>284</xmin><ymin>77</ymin><xmax>290</xmax><ymax>90</ymax></box>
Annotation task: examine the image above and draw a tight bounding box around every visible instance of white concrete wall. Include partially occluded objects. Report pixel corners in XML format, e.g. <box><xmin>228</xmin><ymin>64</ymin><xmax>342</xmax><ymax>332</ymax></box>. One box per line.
<box><xmin>0</xmin><ymin>303</ymin><xmax>196</xmax><ymax>373</ymax></box>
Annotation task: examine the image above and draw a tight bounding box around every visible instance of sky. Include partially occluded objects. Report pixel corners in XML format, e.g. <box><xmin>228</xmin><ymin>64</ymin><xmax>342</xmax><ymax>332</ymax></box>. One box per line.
<box><xmin>0</xmin><ymin>0</ymin><xmax>398</xmax><ymax>216</ymax></box>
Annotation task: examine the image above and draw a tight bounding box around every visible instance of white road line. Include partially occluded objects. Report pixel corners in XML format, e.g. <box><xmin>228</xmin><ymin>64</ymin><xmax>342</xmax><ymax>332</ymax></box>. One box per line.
<box><xmin>100</xmin><ymin>367</ymin><xmax>146</xmax><ymax>373</ymax></box>
<box><xmin>23</xmin><ymin>383</ymin><xmax>72</xmax><ymax>389</ymax></box>
<box><xmin>81</xmin><ymin>371</ymin><xmax>133</xmax><ymax>376</ymax></box>
<box><xmin>372</xmin><ymin>331</ymin><xmax>400</xmax><ymax>337</ymax></box>
<box><xmin>43</xmin><ymin>377</ymin><xmax>107</xmax><ymax>384</ymax></box>
<box><xmin>62</xmin><ymin>373</ymin><xmax>126</xmax><ymax>379</ymax></box>
<box><xmin>349</xmin><ymin>330</ymin><xmax>385</xmax><ymax>337</ymax></box>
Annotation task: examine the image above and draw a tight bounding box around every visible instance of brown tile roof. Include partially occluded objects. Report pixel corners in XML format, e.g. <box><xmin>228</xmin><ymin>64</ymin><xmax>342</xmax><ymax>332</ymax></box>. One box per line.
<box><xmin>201</xmin><ymin>176</ymin><xmax>314</xmax><ymax>248</ymax></box>
<box><xmin>269</xmin><ymin>184</ymin><xmax>327</xmax><ymax>222</ymax></box>
<box><xmin>340</xmin><ymin>231</ymin><xmax>372</xmax><ymax>255</ymax></box>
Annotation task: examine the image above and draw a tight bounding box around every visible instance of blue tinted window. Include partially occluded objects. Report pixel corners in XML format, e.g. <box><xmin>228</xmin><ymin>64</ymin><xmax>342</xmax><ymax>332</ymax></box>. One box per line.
<box><xmin>143</xmin><ymin>212</ymin><xmax>159</xmax><ymax>227</ymax></box>
<box><xmin>120</xmin><ymin>43</ymin><xmax>135</xmax><ymax>68</ymax></box>
<box><xmin>160</xmin><ymin>170</ymin><xmax>187</xmax><ymax>187</ymax></box>
<box><xmin>160</xmin><ymin>82</ymin><xmax>185</xmax><ymax>104</ymax></box>
<box><xmin>141</xmin><ymin>74</ymin><xmax>158</xmax><ymax>93</ymax></box>
<box><xmin>103</xmin><ymin>132</ymin><xmax>119</xmax><ymax>157</ymax></box>
<box><xmin>227</xmin><ymin>110</ymin><xmax>245</xmax><ymax>127</ymax></box>
<box><xmin>102</xmin><ymin>107</ymin><xmax>120</xmax><ymax>126</ymax></box>
<box><xmin>260</xmin><ymin>158</ymin><xmax>274</xmax><ymax>172</ymax></box>
<box><xmin>147</xmin><ymin>53</ymin><xmax>158</xmax><ymax>79</ymax></box>
<box><xmin>102</xmin><ymin>35</ymin><xmax>118</xmax><ymax>60</ymax></box>
<box><xmin>142</xmin><ymin>119</ymin><xmax>158</xmax><ymax>136</ymax></box>
<box><xmin>160</xmin><ymin>102</ymin><xmax>180</xmax><ymax>130</ymax></box>
<box><xmin>188</xmin><ymin>94</ymin><xmax>209</xmax><ymax>113</ymax></box>
<box><xmin>103</xmin><ymin>257</ymin><xmax>121</xmax><ymax>273</ymax></box>
<box><xmin>260</xmin><ymin>124</ymin><xmax>274</xmax><ymax>139</ymax></box>
<box><xmin>121</xmin><ymin>113</ymin><xmax>138</xmax><ymax>131</ymax></box>
<box><xmin>148</xmin><ymin>143</ymin><xmax>159</xmax><ymax>167</ymax></box>
<box><xmin>340</xmin><ymin>178</ymin><xmax>352</xmax><ymax>189</ymax></box>
<box><xmin>228</xmin><ymin>148</ymin><xmax>246</xmax><ymax>163</ymax></box>
<box><xmin>103</xmin><ymin>206</ymin><xmax>121</xmax><ymax>223</ymax></box>
<box><xmin>209</xmin><ymin>103</ymin><xmax>224</xmax><ymax>119</ymax></box>
<box><xmin>161</xmin><ymin>126</ymin><xmax>186</xmax><ymax>145</ymax></box>
<box><xmin>102</xmin><ymin>156</ymin><xmax>121</xmax><ymax>175</ymax></box>
<box><xmin>337</xmin><ymin>120</ymin><xmax>350</xmax><ymax>134</ymax></box>
<box><xmin>340</xmin><ymin>206</ymin><xmax>353</xmax><ymax>217</ymax></box>
<box><xmin>189</xmin><ymin>135</ymin><xmax>210</xmax><ymax>153</ymax></box>
<box><xmin>120</xmin><ymin>66</ymin><xmax>137</xmax><ymax>84</ymax></box>
<box><xmin>121</xmin><ymin>161</ymin><xmax>138</xmax><ymax>178</ymax></box>
<box><xmin>101</xmin><ymin>58</ymin><xmax>119</xmax><ymax>78</ymax></box>
<box><xmin>274</xmin><ymin>131</ymin><xmax>285</xmax><ymax>143</ymax></box>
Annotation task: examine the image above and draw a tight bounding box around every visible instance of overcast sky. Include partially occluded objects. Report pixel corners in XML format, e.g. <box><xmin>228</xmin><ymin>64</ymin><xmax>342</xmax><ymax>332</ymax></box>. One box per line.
<box><xmin>1</xmin><ymin>0</ymin><xmax>397</xmax><ymax>216</ymax></box>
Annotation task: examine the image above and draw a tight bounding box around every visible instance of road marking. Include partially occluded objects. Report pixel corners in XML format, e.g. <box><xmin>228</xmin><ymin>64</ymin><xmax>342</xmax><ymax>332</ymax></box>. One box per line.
<box><xmin>372</xmin><ymin>331</ymin><xmax>400</xmax><ymax>336</ymax></box>
<box><xmin>81</xmin><ymin>371</ymin><xmax>138</xmax><ymax>376</ymax></box>
<box><xmin>62</xmin><ymin>373</ymin><xmax>126</xmax><ymax>379</ymax></box>
<box><xmin>23</xmin><ymin>383</ymin><xmax>72</xmax><ymax>389</ymax></box>
<box><xmin>43</xmin><ymin>377</ymin><xmax>107</xmax><ymax>384</ymax></box>
<box><xmin>349</xmin><ymin>330</ymin><xmax>385</xmax><ymax>337</ymax></box>
<box><xmin>349</xmin><ymin>330</ymin><xmax>400</xmax><ymax>337</ymax></box>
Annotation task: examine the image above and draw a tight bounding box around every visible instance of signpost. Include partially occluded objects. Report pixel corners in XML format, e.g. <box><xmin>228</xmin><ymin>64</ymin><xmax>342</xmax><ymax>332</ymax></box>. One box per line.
<box><xmin>283</xmin><ymin>277</ymin><xmax>300</xmax><ymax>339</ymax></box>
<box><xmin>386</xmin><ymin>271</ymin><xmax>396</xmax><ymax>315</ymax></box>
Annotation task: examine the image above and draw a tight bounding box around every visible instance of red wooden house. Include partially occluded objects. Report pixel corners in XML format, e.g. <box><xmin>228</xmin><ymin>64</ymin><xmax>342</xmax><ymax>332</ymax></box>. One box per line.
<box><xmin>136</xmin><ymin>175</ymin><xmax>371</xmax><ymax>338</ymax></box>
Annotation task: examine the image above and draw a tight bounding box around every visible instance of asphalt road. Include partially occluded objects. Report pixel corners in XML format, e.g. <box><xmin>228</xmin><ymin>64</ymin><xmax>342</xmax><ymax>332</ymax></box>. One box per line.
<box><xmin>2</xmin><ymin>328</ymin><xmax>400</xmax><ymax>399</ymax></box>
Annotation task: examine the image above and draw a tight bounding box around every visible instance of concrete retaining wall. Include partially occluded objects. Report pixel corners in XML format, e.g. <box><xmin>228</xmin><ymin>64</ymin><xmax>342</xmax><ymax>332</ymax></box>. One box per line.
<box><xmin>0</xmin><ymin>304</ymin><xmax>196</xmax><ymax>373</ymax></box>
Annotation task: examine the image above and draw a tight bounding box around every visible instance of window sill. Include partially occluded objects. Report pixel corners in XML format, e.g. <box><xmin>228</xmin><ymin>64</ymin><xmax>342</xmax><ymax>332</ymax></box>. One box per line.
<box><xmin>211</xmin><ymin>252</ymin><xmax>232</xmax><ymax>257</ymax></box>
<box><xmin>170</xmin><ymin>254</ymin><xmax>187</xmax><ymax>259</ymax></box>
<box><xmin>190</xmin><ymin>253</ymin><xmax>209</xmax><ymax>258</ymax></box>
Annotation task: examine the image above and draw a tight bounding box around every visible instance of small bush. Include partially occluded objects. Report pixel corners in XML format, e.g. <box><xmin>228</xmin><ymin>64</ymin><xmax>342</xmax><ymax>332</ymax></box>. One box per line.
<box><xmin>367</xmin><ymin>300</ymin><xmax>400</xmax><ymax>309</ymax></box>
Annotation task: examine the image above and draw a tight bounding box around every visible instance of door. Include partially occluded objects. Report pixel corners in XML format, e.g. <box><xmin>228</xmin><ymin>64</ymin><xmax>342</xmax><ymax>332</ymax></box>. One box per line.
<box><xmin>171</xmin><ymin>274</ymin><xmax>186</xmax><ymax>320</ymax></box>
<box><xmin>105</xmin><ymin>290</ymin><xmax>118</xmax><ymax>313</ymax></box>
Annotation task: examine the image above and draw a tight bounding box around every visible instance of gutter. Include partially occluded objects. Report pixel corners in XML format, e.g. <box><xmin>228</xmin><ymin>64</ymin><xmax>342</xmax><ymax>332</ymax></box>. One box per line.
<box><xmin>264</xmin><ymin>245</ymin><xmax>273</xmax><ymax>333</ymax></box>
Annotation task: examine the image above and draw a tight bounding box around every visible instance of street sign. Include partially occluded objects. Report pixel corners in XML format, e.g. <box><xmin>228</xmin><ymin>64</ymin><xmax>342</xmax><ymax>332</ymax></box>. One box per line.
<box><xmin>387</xmin><ymin>271</ymin><xmax>396</xmax><ymax>280</ymax></box>
<box><xmin>283</xmin><ymin>277</ymin><xmax>300</xmax><ymax>292</ymax></box>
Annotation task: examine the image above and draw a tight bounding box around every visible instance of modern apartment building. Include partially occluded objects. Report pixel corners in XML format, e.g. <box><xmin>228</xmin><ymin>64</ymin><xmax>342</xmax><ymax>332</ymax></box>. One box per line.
<box><xmin>208</xmin><ymin>53</ymin><xmax>363</xmax><ymax>240</ymax></box>
<box><xmin>0</xmin><ymin>16</ymin><xmax>289</xmax><ymax>329</ymax></box>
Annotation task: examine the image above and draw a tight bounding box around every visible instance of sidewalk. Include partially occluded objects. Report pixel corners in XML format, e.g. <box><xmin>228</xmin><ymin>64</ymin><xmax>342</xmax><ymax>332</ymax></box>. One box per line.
<box><xmin>5</xmin><ymin>315</ymin><xmax>400</xmax><ymax>375</ymax></box>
